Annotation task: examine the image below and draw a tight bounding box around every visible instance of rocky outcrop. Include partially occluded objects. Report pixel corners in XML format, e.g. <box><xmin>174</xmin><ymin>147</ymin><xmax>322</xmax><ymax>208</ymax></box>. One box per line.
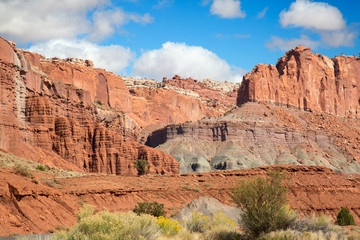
<box><xmin>0</xmin><ymin>36</ymin><xmax>179</xmax><ymax>175</ymax></box>
<box><xmin>164</xmin><ymin>75</ymin><xmax>238</xmax><ymax>112</ymax></box>
<box><xmin>146</xmin><ymin>102</ymin><xmax>360</xmax><ymax>173</ymax></box>
<box><xmin>237</xmin><ymin>46</ymin><xmax>360</xmax><ymax>118</ymax></box>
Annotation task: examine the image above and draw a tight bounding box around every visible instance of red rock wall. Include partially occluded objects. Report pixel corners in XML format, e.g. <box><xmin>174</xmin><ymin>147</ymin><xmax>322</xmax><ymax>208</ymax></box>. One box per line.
<box><xmin>0</xmin><ymin>37</ymin><xmax>179</xmax><ymax>175</ymax></box>
<box><xmin>237</xmin><ymin>46</ymin><xmax>360</xmax><ymax>118</ymax></box>
<box><xmin>128</xmin><ymin>87</ymin><xmax>220</xmax><ymax>130</ymax></box>
<box><xmin>41</xmin><ymin>60</ymin><xmax>133</xmax><ymax>113</ymax></box>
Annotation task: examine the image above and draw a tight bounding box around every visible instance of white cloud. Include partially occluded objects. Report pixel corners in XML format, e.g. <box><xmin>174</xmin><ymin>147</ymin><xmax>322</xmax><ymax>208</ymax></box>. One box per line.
<box><xmin>257</xmin><ymin>7</ymin><xmax>268</xmax><ymax>19</ymax></box>
<box><xmin>0</xmin><ymin>0</ymin><xmax>152</xmax><ymax>43</ymax></box>
<box><xmin>90</xmin><ymin>9</ymin><xmax>153</xmax><ymax>41</ymax></box>
<box><xmin>280</xmin><ymin>0</ymin><xmax>345</xmax><ymax>31</ymax></box>
<box><xmin>275</xmin><ymin>0</ymin><xmax>357</xmax><ymax>48</ymax></box>
<box><xmin>321</xmin><ymin>30</ymin><xmax>357</xmax><ymax>47</ymax></box>
<box><xmin>29</xmin><ymin>39</ymin><xmax>135</xmax><ymax>74</ymax></box>
<box><xmin>210</xmin><ymin>0</ymin><xmax>246</xmax><ymax>19</ymax></box>
<box><xmin>0</xmin><ymin>0</ymin><xmax>102</xmax><ymax>42</ymax></box>
<box><xmin>132</xmin><ymin>42</ymin><xmax>245</xmax><ymax>82</ymax></box>
<box><xmin>266</xmin><ymin>35</ymin><xmax>319</xmax><ymax>51</ymax></box>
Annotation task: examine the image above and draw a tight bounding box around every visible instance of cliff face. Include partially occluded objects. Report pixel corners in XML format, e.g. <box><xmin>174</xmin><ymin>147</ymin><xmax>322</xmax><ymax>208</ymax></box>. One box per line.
<box><xmin>237</xmin><ymin>46</ymin><xmax>360</xmax><ymax>118</ymax></box>
<box><xmin>147</xmin><ymin>102</ymin><xmax>360</xmax><ymax>173</ymax></box>
<box><xmin>0</xmin><ymin>37</ymin><xmax>179</xmax><ymax>175</ymax></box>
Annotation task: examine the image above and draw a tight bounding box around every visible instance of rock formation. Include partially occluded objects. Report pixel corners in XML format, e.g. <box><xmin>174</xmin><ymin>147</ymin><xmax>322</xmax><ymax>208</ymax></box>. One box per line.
<box><xmin>0</xmin><ymin>36</ymin><xmax>179</xmax><ymax>175</ymax></box>
<box><xmin>164</xmin><ymin>74</ymin><xmax>238</xmax><ymax>112</ymax></box>
<box><xmin>237</xmin><ymin>46</ymin><xmax>360</xmax><ymax>118</ymax></box>
<box><xmin>147</xmin><ymin>102</ymin><xmax>360</xmax><ymax>173</ymax></box>
<box><xmin>144</xmin><ymin>46</ymin><xmax>360</xmax><ymax>173</ymax></box>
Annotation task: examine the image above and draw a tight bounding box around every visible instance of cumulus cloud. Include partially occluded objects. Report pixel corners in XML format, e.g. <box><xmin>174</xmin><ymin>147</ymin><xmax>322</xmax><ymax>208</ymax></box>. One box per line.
<box><xmin>132</xmin><ymin>42</ymin><xmax>245</xmax><ymax>82</ymax></box>
<box><xmin>280</xmin><ymin>0</ymin><xmax>345</xmax><ymax>31</ymax></box>
<box><xmin>277</xmin><ymin>0</ymin><xmax>357</xmax><ymax>48</ymax></box>
<box><xmin>29</xmin><ymin>39</ymin><xmax>134</xmax><ymax>74</ymax></box>
<box><xmin>0</xmin><ymin>0</ymin><xmax>152</xmax><ymax>43</ymax></box>
<box><xmin>266</xmin><ymin>35</ymin><xmax>319</xmax><ymax>51</ymax></box>
<box><xmin>210</xmin><ymin>0</ymin><xmax>246</xmax><ymax>19</ymax></box>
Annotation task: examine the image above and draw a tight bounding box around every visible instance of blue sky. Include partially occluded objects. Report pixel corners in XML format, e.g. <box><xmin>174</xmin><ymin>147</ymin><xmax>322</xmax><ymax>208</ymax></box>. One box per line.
<box><xmin>0</xmin><ymin>0</ymin><xmax>358</xmax><ymax>82</ymax></box>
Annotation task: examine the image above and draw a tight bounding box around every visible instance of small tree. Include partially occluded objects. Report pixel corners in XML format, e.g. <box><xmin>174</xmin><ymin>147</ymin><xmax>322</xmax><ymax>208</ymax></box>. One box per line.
<box><xmin>133</xmin><ymin>201</ymin><xmax>164</xmax><ymax>217</ymax></box>
<box><xmin>336</xmin><ymin>207</ymin><xmax>355</xmax><ymax>226</ymax></box>
<box><xmin>133</xmin><ymin>159</ymin><xmax>150</xmax><ymax>175</ymax></box>
<box><xmin>231</xmin><ymin>170</ymin><xmax>296</xmax><ymax>238</ymax></box>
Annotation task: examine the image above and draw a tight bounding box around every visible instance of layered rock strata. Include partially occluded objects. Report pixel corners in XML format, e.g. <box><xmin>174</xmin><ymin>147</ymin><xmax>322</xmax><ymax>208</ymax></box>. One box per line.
<box><xmin>0</xmin><ymin>37</ymin><xmax>179</xmax><ymax>175</ymax></box>
<box><xmin>146</xmin><ymin>102</ymin><xmax>360</xmax><ymax>173</ymax></box>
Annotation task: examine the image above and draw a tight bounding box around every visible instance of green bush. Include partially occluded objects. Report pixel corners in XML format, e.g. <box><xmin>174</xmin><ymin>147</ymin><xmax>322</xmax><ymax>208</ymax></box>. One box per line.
<box><xmin>36</xmin><ymin>164</ymin><xmax>46</xmax><ymax>171</ymax></box>
<box><xmin>231</xmin><ymin>170</ymin><xmax>296</xmax><ymax>238</ymax></box>
<box><xmin>56</xmin><ymin>205</ymin><xmax>161</xmax><ymax>240</ymax></box>
<box><xmin>133</xmin><ymin>201</ymin><xmax>165</xmax><ymax>217</ymax></box>
<box><xmin>336</xmin><ymin>207</ymin><xmax>355</xmax><ymax>226</ymax></box>
<box><xmin>95</xmin><ymin>100</ymin><xmax>103</xmax><ymax>105</ymax></box>
<box><xmin>133</xmin><ymin>159</ymin><xmax>150</xmax><ymax>175</ymax></box>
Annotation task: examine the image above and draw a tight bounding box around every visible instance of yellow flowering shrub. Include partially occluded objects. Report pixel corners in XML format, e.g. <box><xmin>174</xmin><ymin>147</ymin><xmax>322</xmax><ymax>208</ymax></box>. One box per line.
<box><xmin>212</xmin><ymin>211</ymin><xmax>237</xmax><ymax>229</ymax></box>
<box><xmin>184</xmin><ymin>212</ymin><xmax>211</xmax><ymax>233</ymax></box>
<box><xmin>157</xmin><ymin>216</ymin><xmax>182</xmax><ymax>236</ymax></box>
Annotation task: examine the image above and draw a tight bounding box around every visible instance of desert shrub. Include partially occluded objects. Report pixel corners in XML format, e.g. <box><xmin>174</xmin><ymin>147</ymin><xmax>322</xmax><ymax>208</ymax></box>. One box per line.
<box><xmin>336</xmin><ymin>207</ymin><xmax>355</xmax><ymax>226</ymax></box>
<box><xmin>56</xmin><ymin>205</ymin><xmax>161</xmax><ymax>240</ymax></box>
<box><xmin>133</xmin><ymin>159</ymin><xmax>150</xmax><ymax>175</ymax></box>
<box><xmin>133</xmin><ymin>201</ymin><xmax>165</xmax><ymax>217</ymax></box>
<box><xmin>36</xmin><ymin>164</ymin><xmax>46</xmax><ymax>171</ymax></box>
<box><xmin>204</xmin><ymin>225</ymin><xmax>243</xmax><ymax>240</ymax></box>
<box><xmin>95</xmin><ymin>100</ymin><xmax>103</xmax><ymax>105</ymax></box>
<box><xmin>211</xmin><ymin>211</ymin><xmax>237</xmax><ymax>229</ymax></box>
<box><xmin>259</xmin><ymin>229</ymin><xmax>343</xmax><ymax>240</ymax></box>
<box><xmin>184</xmin><ymin>212</ymin><xmax>211</xmax><ymax>233</ymax></box>
<box><xmin>13</xmin><ymin>164</ymin><xmax>33</xmax><ymax>178</ymax></box>
<box><xmin>183</xmin><ymin>211</ymin><xmax>237</xmax><ymax>234</ymax></box>
<box><xmin>291</xmin><ymin>214</ymin><xmax>334</xmax><ymax>232</ymax></box>
<box><xmin>157</xmin><ymin>216</ymin><xmax>181</xmax><ymax>236</ymax></box>
<box><xmin>231</xmin><ymin>170</ymin><xmax>296</xmax><ymax>238</ymax></box>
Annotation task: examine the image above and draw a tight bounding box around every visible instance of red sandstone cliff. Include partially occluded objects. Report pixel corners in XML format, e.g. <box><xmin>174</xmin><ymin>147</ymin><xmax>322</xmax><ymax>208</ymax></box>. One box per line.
<box><xmin>237</xmin><ymin>46</ymin><xmax>360</xmax><ymax>118</ymax></box>
<box><xmin>0</xmin><ymin>37</ymin><xmax>179</xmax><ymax>175</ymax></box>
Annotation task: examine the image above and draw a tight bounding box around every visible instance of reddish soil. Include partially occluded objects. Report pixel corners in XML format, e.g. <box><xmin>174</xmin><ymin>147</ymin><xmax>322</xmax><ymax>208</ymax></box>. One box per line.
<box><xmin>1</xmin><ymin>164</ymin><xmax>360</xmax><ymax>236</ymax></box>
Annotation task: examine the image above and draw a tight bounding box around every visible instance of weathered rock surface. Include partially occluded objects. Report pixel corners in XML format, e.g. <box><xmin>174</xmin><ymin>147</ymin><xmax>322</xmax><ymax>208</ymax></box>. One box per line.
<box><xmin>147</xmin><ymin>102</ymin><xmax>360</xmax><ymax>173</ymax></box>
<box><xmin>237</xmin><ymin>46</ymin><xmax>360</xmax><ymax>118</ymax></box>
<box><xmin>123</xmin><ymin>75</ymin><xmax>231</xmax><ymax>133</ymax></box>
<box><xmin>164</xmin><ymin>75</ymin><xmax>238</xmax><ymax>112</ymax></box>
<box><xmin>1</xmin><ymin>163</ymin><xmax>360</xmax><ymax>235</ymax></box>
<box><xmin>0</xmin><ymin>36</ymin><xmax>179</xmax><ymax>175</ymax></box>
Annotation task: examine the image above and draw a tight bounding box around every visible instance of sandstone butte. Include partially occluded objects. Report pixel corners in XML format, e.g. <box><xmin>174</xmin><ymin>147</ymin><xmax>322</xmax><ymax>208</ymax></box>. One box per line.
<box><xmin>238</xmin><ymin>45</ymin><xmax>360</xmax><ymax>118</ymax></box>
<box><xmin>144</xmin><ymin>46</ymin><xmax>360</xmax><ymax>174</ymax></box>
<box><xmin>0</xmin><ymin>36</ymin><xmax>179</xmax><ymax>176</ymax></box>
